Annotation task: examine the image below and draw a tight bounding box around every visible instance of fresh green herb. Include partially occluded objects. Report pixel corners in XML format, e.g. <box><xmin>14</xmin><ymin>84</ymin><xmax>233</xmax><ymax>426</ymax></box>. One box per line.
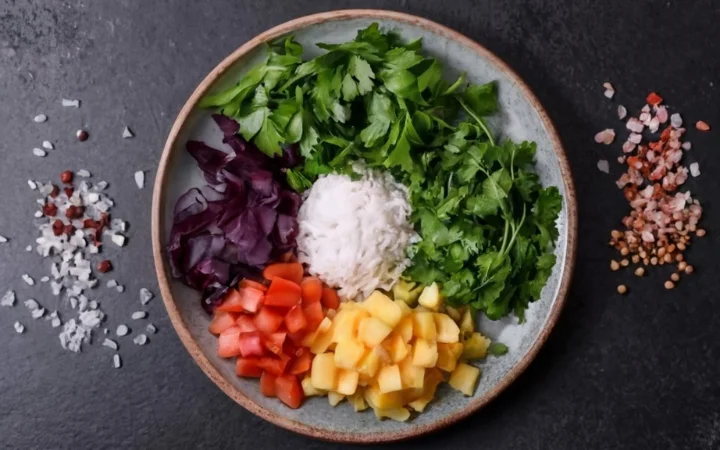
<box><xmin>199</xmin><ymin>24</ymin><xmax>562</xmax><ymax>321</ymax></box>
<box><xmin>488</xmin><ymin>342</ymin><xmax>509</xmax><ymax>356</ymax></box>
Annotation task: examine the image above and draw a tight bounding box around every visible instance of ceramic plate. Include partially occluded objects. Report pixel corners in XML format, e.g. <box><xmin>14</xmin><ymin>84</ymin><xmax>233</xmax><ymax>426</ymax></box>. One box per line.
<box><xmin>152</xmin><ymin>9</ymin><xmax>577</xmax><ymax>443</ymax></box>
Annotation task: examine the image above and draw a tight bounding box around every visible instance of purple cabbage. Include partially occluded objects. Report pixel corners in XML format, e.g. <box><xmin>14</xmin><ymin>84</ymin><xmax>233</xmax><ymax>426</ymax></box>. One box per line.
<box><xmin>168</xmin><ymin>114</ymin><xmax>302</xmax><ymax>312</ymax></box>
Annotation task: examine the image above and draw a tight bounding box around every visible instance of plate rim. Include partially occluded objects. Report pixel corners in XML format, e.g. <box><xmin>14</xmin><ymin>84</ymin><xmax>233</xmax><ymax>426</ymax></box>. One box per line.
<box><xmin>151</xmin><ymin>8</ymin><xmax>577</xmax><ymax>444</ymax></box>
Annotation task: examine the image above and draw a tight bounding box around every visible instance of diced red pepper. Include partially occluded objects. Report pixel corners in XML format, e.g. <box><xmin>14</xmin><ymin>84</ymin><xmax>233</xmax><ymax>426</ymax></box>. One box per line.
<box><xmin>274</xmin><ymin>375</ymin><xmax>303</xmax><ymax>409</ymax></box>
<box><xmin>300</xmin><ymin>277</ymin><xmax>323</xmax><ymax>305</ymax></box>
<box><xmin>321</xmin><ymin>287</ymin><xmax>340</xmax><ymax>310</ymax></box>
<box><xmin>208</xmin><ymin>311</ymin><xmax>238</xmax><ymax>335</ymax></box>
<box><xmin>253</xmin><ymin>307</ymin><xmax>285</xmax><ymax>334</ymax></box>
<box><xmin>302</xmin><ymin>301</ymin><xmax>324</xmax><ymax>332</ymax></box>
<box><xmin>284</xmin><ymin>305</ymin><xmax>307</xmax><ymax>334</ymax></box>
<box><xmin>217</xmin><ymin>327</ymin><xmax>242</xmax><ymax>358</ymax></box>
<box><xmin>235</xmin><ymin>358</ymin><xmax>263</xmax><ymax>377</ymax></box>
<box><xmin>258</xmin><ymin>357</ymin><xmax>289</xmax><ymax>376</ymax></box>
<box><xmin>238</xmin><ymin>332</ymin><xmax>264</xmax><ymax>358</ymax></box>
<box><xmin>263</xmin><ymin>332</ymin><xmax>287</xmax><ymax>356</ymax></box>
<box><xmin>260</xmin><ymin>371</ymin><xmax>276</xmax><ymax>397</ymax></box>
<box><xmin>262</xmin><ymin>263</ymin><xmax>304</xmax><ymax>285</ymax></box>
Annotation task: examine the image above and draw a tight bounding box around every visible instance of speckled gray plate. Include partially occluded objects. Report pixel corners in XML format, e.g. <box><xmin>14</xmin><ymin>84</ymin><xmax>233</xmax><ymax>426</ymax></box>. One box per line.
<box><xmin>152</xmin><ymin>10</ymin><xmax>577</xmax><ymax>443</ymax></box>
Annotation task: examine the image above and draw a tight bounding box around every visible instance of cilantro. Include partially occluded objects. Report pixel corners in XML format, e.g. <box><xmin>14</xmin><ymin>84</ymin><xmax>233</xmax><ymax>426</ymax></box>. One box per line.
<box><xmin>198</xmin><ymin>23</ymin><xmax>563</xmax><ymax>322</ymax></box>
<box><xmin>488</xmin><ymin>342</ymin><xmax>508</xmax><ymax>356</ymax></box>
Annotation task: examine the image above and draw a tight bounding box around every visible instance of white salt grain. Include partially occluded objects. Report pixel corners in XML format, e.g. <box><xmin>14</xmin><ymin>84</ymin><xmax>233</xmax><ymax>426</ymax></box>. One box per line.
<box><xmin>33</xmin><ymin>211</ymin><xmax>42</xmax><ymax>218</ymax></box>
<box><xmin>106</xmin><ymin>279</ymin><xmax>118</xmax><ymax>288</ymax></box>
<box><xmin>146</xmin><ymin>323</ymin><xmax>157</xmax><ymax>334</ymax></box>
<box><xmin>111</xmin><ymin>234</ymin><xmax>126</xmax><ymax>247</ymax></box>
<box><xmin>670</xmin><ymin>113</ymin><xmax>683</xmax><ymax>128</ymax></box>
<box><xmin>617</xmin><ymin>105</ymin><xmax>627</xmax><ymax>120</ymax></box>
<box><xmin>51</xmin><ymin>317</ymin><xmax>62</xmax><ymax>328</ymax></box>
<box><xmin>40</xmin><ymin>276</ymin><xmax>49</xmax><ymax>282</ymax></box>
<box><xmin>103</xmin><ymin>328</ymin><xmax>109</xmax><ymax>334</ymax></box>
<box><xmin>139</xmin><ymin>288</ymin><xmax>153</xmax><ymax>305</ymax></box>
<box><xmin>690</xmin><ymin>162</ymin><xmax>700</xmax><ymax>177</ymax></box>
<box><xmin>28</xmin><ymin>180</ymin><xmax>37</xmax><ymax>190</ymax></box>
<box><xmin>22</xmin><ymin>274</ymin><xmax>35</xmax><ymax>286</ymax></box>
<box><xmin>0</xmin><ymin>235</ymin><xmax>7</xmax><ymax>243</ymax></box>
<box><xmin>133</xmin><ymin>334</ymin><xmax>148</xmax><ymax>346</ymax></box>
<box><xmin>113</xmin><ymin>354</ymin><xmax>121</xmax><ymax>369</ymax></box>
<box><xmin>34</xmin><ymin>114</ymin><xmax>47</xmax><ymax>123</ymax></box>
<box><xmin>682</xmin><ymin>142</ymin><xmax>692</xmax><ymax>151</ymax></box>
<box><xmin>31</xmin><ymin>308</ymin><xmax>45</xmax><ymax>319</ymax></box>
<box><xmin>597</xmin><ymin>160</ymin><xmax>610</xmax><ymax>174</ymax></box>
<box><xmin>102</xmin><ymin>338</ymin><xmax>118</xmax><ymax>350</ymax></box>
<box><xmin>33</xmin><ymin>148</ymin><xmax>47</xmax><ymax>157</ymax></box>
<box><xmin>61</xmin><ymin>98</ymin><xmax>80</xmax><ymax>107</ymax></box>
<box><xmin>24</xmin><ymin>299</ymin><xmax>39</xmax><ymax>310</ymax></box>
<box><xmin>122</xmin><ymin>127</ymin><xmax>134</xmax><ymax>138</ymax></box>
<box><xmin>76</xmin><ymin>169</ymin><xmax>91</xmax><ymax>178</ymax></box>
<box><xmin>14</xmin><ymin>322</ymin><xmax>24</xmax><ymax>333</ymax></box>
<box><xmin>1</xmin><ymin>290</ymin><xmax>15</xmax><ymax>307</ymax></box>
<box><xmin>116</xmin><ymin>285</ymin><xmax>125</xmax><ymax>293</ymax></box>
<box><xmin>134</xmin><ymin>171</ymin><xmax>145</xmax><ymax>189</ymax></box>
<box><xmin>116</xmin><ymin>324</ymin><xmax>129</xmax><ymax>336</ymax></box>
<box><xmin>131</xmin><ymin>311</ymin><xmax>147</xmax><ymax>320</ymax></box>
<box><xmin>42</xmin><ymin>140</ymin><xmax>54</xmax><ymax>150</ymax></box>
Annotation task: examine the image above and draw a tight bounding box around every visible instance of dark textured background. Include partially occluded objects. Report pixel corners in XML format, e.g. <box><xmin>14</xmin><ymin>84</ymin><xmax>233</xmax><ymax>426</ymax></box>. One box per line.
<box><xmin>1</xmin><ymin>1</ymin><xmax>719</xmax><ymax>449</ymax></box>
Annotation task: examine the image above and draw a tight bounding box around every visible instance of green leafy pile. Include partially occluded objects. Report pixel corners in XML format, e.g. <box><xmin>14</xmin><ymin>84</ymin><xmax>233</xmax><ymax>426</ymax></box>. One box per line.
<box><xmin>200</xmin><ymin>24</ymin><xmax>562</xmax><ymax>321</ymax></box>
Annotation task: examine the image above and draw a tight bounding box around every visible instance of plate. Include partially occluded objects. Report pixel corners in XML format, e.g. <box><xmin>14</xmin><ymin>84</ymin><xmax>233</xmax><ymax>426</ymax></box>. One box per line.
<box><xmin>151</xmin><ymin>9</ymin><xmax>577</xmax><ymax>443</ymax></box>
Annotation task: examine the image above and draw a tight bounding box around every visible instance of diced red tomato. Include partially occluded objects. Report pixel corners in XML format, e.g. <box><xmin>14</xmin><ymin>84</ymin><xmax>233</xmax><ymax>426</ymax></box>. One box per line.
<box><xmin>321</xmin><ymin>287</ymin><xmax>340</xmax><ymax>310</ymax></box>
<box><xmin>215</xmin><ymin>289</ymin><xmax>246</xmax><ymax>313</ymax></box>
<box><xmin>263</xmin><ymin>332</ymin><xmax>287</xmax><ymax>356</ymax></box>
<box><xmin>208</xmin><ymin>311</ymin><xmax>238</xmax><ymax>335</ymax></box>
<box><xmin>263</xmin><ymin>263</ymin><xmax>304</xmax><ymax>285</ymax></box>
<box><xmin>288</xmin><ymin>351</ymin><xmax>313</xmax><ymax>375</ymax></box>
<box><xmin>238</xmin><ymin>332</ymin><xmax>264</xmax><ymax>358</ymax></box>
<box><xmin>239</xmin><ymin>279</ymin><xmax>267</xmax><ymax>292</ymax></box>
<box><xmin>217</xmin><ymin>327</ymin><xmax>242</xmax><ymax>358</ymax></box>
<box><xmin>284</xmin><ymin>305</ymin><xmax>307</xmax><ymax>333</ymax></box>
<box><xmin>258</xmin><ymin>356</ymin><xmax>289</xmax><ymax>376</ymax></box>
<box><xmin>275</xmin><ymin>375</ymin><xmax>303</xmax><ymax>409</ymax></box>
<box><xmin>236</xmin><ymin>357</ymin><xmax>262</xmax><ymax>377</ymax></box>
<box><xmin>264</xmin><ymin>277</ymin><xmax>302</xmax><ymax>307</ymax></box>
<box><xmin>237</xmin><ymin>287</ymin><xmax>265</xmax><ymax>313</ymax></box>
<box><xmin>253</xmin><ymin>307</ymin><xmax>285</xmax><ymax>334</ymax></box>
<box><xmin>287</xmin><ymin>330</ymin><xmax>306</xmax><ymax>346</ymax></box>
<box><xmin>300</xmin><ymin>277</ymin><xmax>323</xmax><ymax>305</ymax></box>
<box><xmin>303</xmin><ymin>301</ymin><xmax>324</xmax><ymax>332</ymax></box>
<box><xmin>235</xmin><ymin>315</ymin><xmax>257</xmax><ymax>333</ymax></box>
<box><xmin>260</xmin><ymin>371</ymin><xmax>276</xmax><ymax>397</ymax></box>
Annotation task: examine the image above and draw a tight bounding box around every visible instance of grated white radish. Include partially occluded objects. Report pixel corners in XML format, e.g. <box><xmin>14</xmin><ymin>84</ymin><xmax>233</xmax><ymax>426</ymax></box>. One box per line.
<box><xmin>296</xmin><ymin>167</ymin><xmax>417</xmax><ymax>299</ymax></box>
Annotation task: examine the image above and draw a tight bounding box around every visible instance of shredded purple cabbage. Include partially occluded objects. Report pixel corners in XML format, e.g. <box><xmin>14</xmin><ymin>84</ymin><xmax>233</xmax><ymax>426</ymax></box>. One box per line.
<box><xmin>168</xmin><ymin>114</ymin><xmax>301</xmax><ymax>312</ymax></box>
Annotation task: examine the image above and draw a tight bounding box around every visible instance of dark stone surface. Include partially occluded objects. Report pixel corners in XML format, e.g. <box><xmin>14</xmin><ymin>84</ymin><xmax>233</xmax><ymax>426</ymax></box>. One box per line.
<box><xmin>1</xmin><ymin>1</ymin><xmax>719</xmax><ymax>449</ymax></box>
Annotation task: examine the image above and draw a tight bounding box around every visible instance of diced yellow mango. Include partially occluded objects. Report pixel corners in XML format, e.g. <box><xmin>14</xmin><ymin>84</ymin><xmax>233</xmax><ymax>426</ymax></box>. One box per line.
<box><xmin>401</xmin><ymin>387</ymin><xmax>425</xmax><ymax>404</ymax></box>
<box><xmin>334</xmin><ymin>338</ymin><xmax>366</xmax><ymax>369</ymax></box>
<box><xmin>377</xmin><ymin>364</ymin><xmax>403</xmax><ymax>393</ymax></box>
<box><xmin>459</xmin><ymin>308</ymin><xmax>474</xmax><ymax>338</ymax></box>
<box><xmin>462</xmin><ymin>332</ymin><xmax>491</xmax><ymax>360</ymax></box>
<box><xmin>448</xmin><ymin>363</ymin><xmax>481</xmax><ymax>396</ymax></box>
<box><xmin>392</xmin><ymin>279</ymin><xmax>424</xmax><ymax>306</ymax></box>
<box><xmin>407</xmin><ymin>368</ymin><xmax>444</xmax><ymax>412</ymax></box>
<box><xmin>418</xmin><ymin>282</ymin><xmax>442</xmax><ymax>310</ymax></box>
<box><xmin>336</xmin><ymin>369</ymin><xmax>359</xmax><ymax>396</ymax></box>
<box><xmin>328</xmin><ymin>391</ymin><xmax>345</xmax><ymax>406</ymax></box>
<box><xmin>358</xmin><ymin>317</ymin><xmax>393</xmax><ymax>347</ymax></box>
<box><xmin>436</xmin><ymin>343</ymin><xmax>459</xmax><ymax>372</ymax></box>
<box><xmin>399</xmin><ymin>356</ymin><xmax>425</xmax><ymax>389</ymax></box>
<box><xmin>301</xmin><ymin>376</ymin><xmax>325</xmax><ymax>397</ymax></box>
<box><xmin>444</xmin><ymin>306</ymin><xmax>461</xmax><ymax>322</ymax></box>
<box><xmin>447</xmin><ymin>342</ymin><xmax>464</xmax><ymax>359</ymax></box>
<box><xmin>303</xmin><ymin>316</ymin><xmax>334</xmax><ymax>349</ymax></box>
<box><xmin>412</xmin><ymin>312</ymin><xmax>437</xmax><ymax>340</ymax></box>
<box><xmin>383</xmin><ymin>333</ymin><xmax>409</xmax><ymax>363</ymax></box>
<box><xmin>397</xmin><ymin>316</ymin><xmax>413</xmax><ymax>343</ymax></box>
<box><xmin>348</xmin><ymin>389</ymin><xmax>368</xmax><ymax>412</ymax></box>
<box><xmin>311</xmin><ymin>353</ymin><xmax>337</xmax><ymax>391</ymax></box>
<box><xmin>357</xmin><ymin>347</ymin><xmax>382</xmax><ymax>378</ymax></box>
<box><xmin>372</xmin><ymin>407</ymin><xmax>411</xmax><ymax>422</ymax></box>
<box><xmin>310</xmin><ymin>322</ymin><xmax>336</xmax><ymax>355</ymax></box>
<box><xmin>411</xmin><ymin>338</ymin><xmax>438</xmax><ymax>368</ymax></box>
<box><xmin>332</xmin><ymin>308</ymin><xmax>369</xmax><ymax>343</ymax></box>
<box><xmin>434</xmin><ymin>313</ymin><xmax>460</xmax><ymax>343</ymax></box>
<box><xmin>364</xmin><ymin>291</ymin><xmax>403</xmax><ymax>327</ymax></box>
<box><xmin>358</xmin><ymin>373</ymin><xmax>372</xmax><ymax>387</ymax></box>
<box><xmin>364</xmin><ymin>385</ymin><xmax>404</xmax><ymax>409</ymax></box>
<box><xmin>394</xmin><ymin>298</ymin><xmax>412</xmax><ymax>318</ymax></box>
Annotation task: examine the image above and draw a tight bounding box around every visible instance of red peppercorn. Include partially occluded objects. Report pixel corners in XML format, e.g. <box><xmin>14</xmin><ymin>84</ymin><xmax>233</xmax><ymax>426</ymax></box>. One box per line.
<box><xmin>60</xmin><ymin>171</ymin><xmax>73</xmax><ymax>184</ymax></box>
<box><xmin>49</xmin><ymin>184</ymin><xmax>60</xmax><ymax>198</ymax></box>
<box><xmin>64</xmin><ymin>187</ymin><xmax>74</xmax><ymax>197</ymax></box>
<box><xmin>52</xmin><ymin>219</ymin><xmax>64</xmax><ymax>236</ymax></box>
<box><xmin>63</xmin><ymin>224</ymin><xmax>76</xmax><ymax>236</ymax></box>
<box><xmin>76</xmin><ymin>129</ymin><xmax>89</xmax><ymax>141</ymax></box>
<box><xmin>82</xmin><ymin>218</ymin><xmax>98</xmax><ymax>229</ymax></box>
<box><xmin>97</xmin><ymin>260</ymin><xmax>112</xmax><ymax>273</ymax></box>
<box><xmin>65</xmin><ymin>205</ymin><xmax>85</xmax><ymax>219</ymax></box>
<box><xmin>43</xmin><ymin>203</ymin><xmax>58</xmax><ymax>217</ymax></box>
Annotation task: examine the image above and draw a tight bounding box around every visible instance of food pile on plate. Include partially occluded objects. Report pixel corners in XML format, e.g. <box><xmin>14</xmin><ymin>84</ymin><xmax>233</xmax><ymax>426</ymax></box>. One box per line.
<box><xmin>168</xmin><ymin>24</ymin><xmax>562</xmax><ymax>420</ymax></box>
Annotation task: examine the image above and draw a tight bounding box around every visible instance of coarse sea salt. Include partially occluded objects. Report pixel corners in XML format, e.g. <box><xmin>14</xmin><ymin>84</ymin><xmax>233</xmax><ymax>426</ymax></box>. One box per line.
<box><xmin>14</xmin><ymin>322</ymin><xmax>24</xmax><ymax>333</ymax></box>
<box><xmin>597</xmin><ymin>160</ymin><xmax>610</xmax><ymax>174</ymax></box>
<box><xmin>116</xmin><ymin>324</ymin><xmax>129</xmax><ymax>336</ymax></box>
<box><xmin>1</xmin><ymin>290</ymin><xmax>16</xmax><ymax>306</ymax></box>
<box><xmin>42</xmin><ymin>140</ymin><xmax>54</xmax><ymax>150</ymax></box>
<box><xmin>34</xmin><ymin>114</ymin><xmax>47</xmax><ymax>123</ymax></box>
<box><xmin>139</xmin><ymin>288</ymin><xmax>153</xmax><ymax>305</ymax></box>
<box><xmin>133</xmin><ymin>334</ymin><xmax>148</xmax><ymax>346</ymax></box>
<box><xmin>112</xmin><ymin>354</ymin><xmax>121</xmax><ymax>369</ymax></box>
<box><xmin>61</xmin><ymin>98</ymin><xmax>80</xmax><ymax>107</ymax></box>
<box><xmin>102</xmin><ymin>338</ymin><xmax>118</xmax><ymax>350</ymax></box>
<box><xmin>33</xmin><ymin>148</ymin><xmax>47</xmax><ymax>157</ymax></box>
<box><xmin>22</xmin><ymin>274</ymin><xmax>35</xmax><ymax>286</ymax></box>
<box><xmin>146</xmin><ymin>323</ymin><xmax>157</xmax><ymax>334</ymax></box>
<box><xmin>131</xmin><ymin>311</ymin><xmax>147</xmax><ymax>320</ymax></box>
<box><xmin>0</xmin><ymin>235</ymin><xmax>7</xmax><ymax>243</ymax></box>
<box><xmin>122</xmin><ymin>127</ymin><xmax>134</xmax><ymax>138</ymax></box>
<box><xmin>134</xmin><ymin>171</ymin><xmax>145</xmax><ymax>189</ymax></box>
